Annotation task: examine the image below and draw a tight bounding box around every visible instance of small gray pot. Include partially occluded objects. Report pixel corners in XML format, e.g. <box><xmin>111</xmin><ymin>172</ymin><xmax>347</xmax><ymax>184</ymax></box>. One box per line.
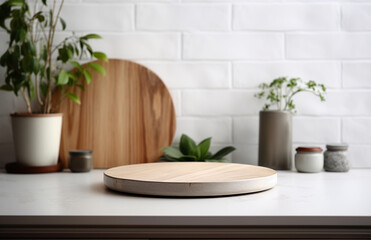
<box><xmin>69</xmin><ymin>150</ymin><xmax>93</xmax><ymax>172</ymax></box>
<box><xmin>258</xmin><ymin>111</ymin><xmax>292</xmax><ymax>170</ymax></box>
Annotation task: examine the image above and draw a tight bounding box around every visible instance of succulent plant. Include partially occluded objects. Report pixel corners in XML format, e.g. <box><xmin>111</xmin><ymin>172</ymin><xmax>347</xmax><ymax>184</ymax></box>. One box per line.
<box><xmin>160</xmin><ymin>134</ymin><xmax>236</xmax><ymax>162</ymax></box>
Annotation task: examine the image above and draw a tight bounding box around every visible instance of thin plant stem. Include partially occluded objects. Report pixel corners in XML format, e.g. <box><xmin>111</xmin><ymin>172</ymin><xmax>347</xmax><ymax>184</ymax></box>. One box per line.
<box><xmin>21</xmin><ymin>88</ymin><xmax>32</xmax><ymax>113</ymax></box>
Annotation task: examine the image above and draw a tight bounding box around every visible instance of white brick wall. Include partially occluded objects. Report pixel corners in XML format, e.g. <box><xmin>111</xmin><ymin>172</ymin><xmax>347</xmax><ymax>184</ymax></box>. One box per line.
<box><xmin>183</xmin><ymin>33</ymin><xmax>284</xmax><ymax>60</ymax></box>
<box><xmin>182</xmin><ymin>90</ymin><xmax>262</xmax><ymax>116</ymax></box>
<box><xmin>61</xmin><ymin>4</ymin><xmax>134</xmax><ymax>32</ymax></box>
<box><xmin>286</xmin><ymin>33</ymin><xmax>371</xmax><ymax>59</ymax></box>
<box><xmin>342</xmin><ymin>4</ymin><xmax>371</xmax><ymax>31</ymax></box>
<box><xmin>137</xmin><ymin>4</ymin><xmax>230</xmax><ymax>31</ymax></box>
<box><xmin>1</xmin><ymin>0</ymin><xmax>371</xmax><ymax>168</ymax></box>
<box><xmin>342</xmin><ymin>62</ymin><xmax>371</xmax><ymax>88</ymax></box>
<box><xmin>233</xmin><ymin>4</ymin><xmax>339</xmax><ymax>31</ymax></box>
<box><xmin>175</xmin><ymin>117</ymin><xmax>232</xmax><ymax>144</ymax></box>
<box><xmin>233</xmin><ymin>61</ymin><xmax>341</xmax><ymax>88</ymax></box>
<box><xmin>89</xmin><ymin>33</ymin><xmax>180</xmax><ymax>59</ymax></box>
<box><xmin>141</xmin><ymin>62</ymin><xmax>230</xmax><ymax>88</ymax></box>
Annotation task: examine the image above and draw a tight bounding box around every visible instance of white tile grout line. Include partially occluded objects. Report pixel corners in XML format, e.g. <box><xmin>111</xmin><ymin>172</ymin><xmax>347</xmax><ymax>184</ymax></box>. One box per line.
<box><xmin>338</xmin><ymin>2</ymin><xmax>342</xmax><ymax>32</ymax></box>
<box><xmin>230</xmin><ymin>115</ymin><xmax>235</xmax><ymax>146</ymax></box>
<box><xmin>180</xmin><ymin>32</ymin><xmax>183</xmax><ymax>60</ymax></box>
<box><xmin>229</xmin><ymin>3</ymin><xmax>233</xmax><ymax>32</ymax></box>
<box><xmin>283</xmin><ymin>32</ymin><xmax>287</xmax><ymax>60</ymax></box>
<box><xmin>228</xmin><ymin>62</ymin><xmax>233</xmax><ymax>89</ymax></box>
<box><xmin>133</xmin><ymin>3</ymin><xmax>137</xmax><ymax>31</ymax></box>
<box><xmin>340</xmin><ymin>117</ymin><xmax>344</xmax><ymax>143</ymax></box>
<box><xmin>340</xmin><ymin>61</ymin><xmax>344</xmax><ymax>88</ymax></box>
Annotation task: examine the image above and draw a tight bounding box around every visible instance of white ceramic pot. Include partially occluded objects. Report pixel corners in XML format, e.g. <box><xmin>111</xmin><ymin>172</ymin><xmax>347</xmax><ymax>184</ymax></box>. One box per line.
<box><xmin>11</xmin><ymin>113</ymin><xmax>63</xmax><ymax>166</ymax></box>
<box><xmin>295</xmin><ymin>147</ymin><xmax>324</xmax><ymax>173</ymax></box>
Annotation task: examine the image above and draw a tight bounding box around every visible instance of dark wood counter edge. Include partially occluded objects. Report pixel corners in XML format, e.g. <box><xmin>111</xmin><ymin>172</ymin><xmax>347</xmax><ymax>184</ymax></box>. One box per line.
<box><xmin>1</xmin><ymin>216</ymin><xmax>371</xmax><ymax>226</ymax></box>
<box><xmin>1</xmin><ymin>216</ymin><xmax>371</xmax><ymax>239</ymax></box>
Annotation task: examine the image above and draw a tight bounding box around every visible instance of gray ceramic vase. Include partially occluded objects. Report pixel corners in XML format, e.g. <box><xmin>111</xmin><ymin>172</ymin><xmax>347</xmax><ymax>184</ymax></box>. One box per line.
<box><xmin>258</xmin><ymin>111</ymin><xmax>292</xmax><ymax>170</ymax></box>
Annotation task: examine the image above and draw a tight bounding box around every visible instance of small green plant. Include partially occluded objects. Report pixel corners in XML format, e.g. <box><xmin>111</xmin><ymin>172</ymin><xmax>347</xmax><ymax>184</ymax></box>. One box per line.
<box><xmin>254</xmin><ymin>77</ymin><xmax>326</xmax><ymax>112</ymax></box>
<box><xmin>160</xmin><ymin>134</ymin><xmax>236</xmax><ymax>162</ymax></box>
<box><xmin>0</xmin><ymin>0</ymin><xmax>107</xmax><ymax>113</ymax></box>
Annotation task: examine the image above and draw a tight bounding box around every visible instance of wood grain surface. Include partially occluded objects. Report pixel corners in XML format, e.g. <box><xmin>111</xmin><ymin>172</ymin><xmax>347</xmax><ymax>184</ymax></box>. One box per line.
<box><xmin>104</xmin><ymin>162</ymin><xmax>277</xmax><ymax>196</ymax></box>
<box><xmin>54</xmin><ymin>59</ymin><xmax>176</xmax><ymax>168</ymax></box>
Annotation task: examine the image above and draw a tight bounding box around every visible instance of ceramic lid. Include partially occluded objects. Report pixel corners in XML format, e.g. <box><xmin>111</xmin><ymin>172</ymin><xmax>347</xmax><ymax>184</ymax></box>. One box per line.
<box><xmin>69</xmin><ymin>150</ymin><xmax>93</xmax><ymax>156</ymax></box>
<box><xmin>296</xmin><ymin>147</ymin><xmax>323</xmax><ymax>153</ymax></box>
<box><xmin>326</xmin><ymin>143</ymin><xmax>348</xmax><ymax>151</ymax></box>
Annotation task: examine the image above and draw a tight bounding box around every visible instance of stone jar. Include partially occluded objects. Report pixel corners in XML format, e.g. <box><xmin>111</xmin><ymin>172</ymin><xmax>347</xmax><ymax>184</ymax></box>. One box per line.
<box><xmin>324</xmin><ymin>144</ymin><xmax>349</xmax><ymax>172</ymax></box>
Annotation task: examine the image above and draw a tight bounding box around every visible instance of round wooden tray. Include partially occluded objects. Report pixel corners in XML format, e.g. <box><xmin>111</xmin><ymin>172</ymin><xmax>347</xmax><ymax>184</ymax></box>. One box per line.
<box><xmin>104</xmin><ymin>162</ymin><xmax>277</xmax><ymax>197</ymax></box>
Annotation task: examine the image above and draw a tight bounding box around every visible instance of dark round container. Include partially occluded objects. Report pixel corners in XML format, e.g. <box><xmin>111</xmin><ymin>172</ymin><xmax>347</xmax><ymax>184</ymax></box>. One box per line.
<box><xmin>69</xmin><ymin>150</ymin><xmax>93</xmax><ymax>172</ymax></box>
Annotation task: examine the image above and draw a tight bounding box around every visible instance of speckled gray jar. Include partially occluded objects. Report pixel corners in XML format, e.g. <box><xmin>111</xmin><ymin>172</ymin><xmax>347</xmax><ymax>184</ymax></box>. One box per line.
<box><xmin>324</xmin><ymin>144</ymin><xmax>349</xmax><ymax>172</ymax></box>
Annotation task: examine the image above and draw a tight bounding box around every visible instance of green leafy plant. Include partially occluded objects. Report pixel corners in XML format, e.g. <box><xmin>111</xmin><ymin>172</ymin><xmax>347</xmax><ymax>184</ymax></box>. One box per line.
<box><xmin>0</xmin><ymin>0</ymin><xmax>107</xmax><ymax>113</ymax></box>
<box><xmin>254</xmin><ymin>77</ymin><xmax>326</xmax><ymax>113</ymax></box>
<box><xmin>160</xmin><ymin>134</ymin><xmax>236</xmax><ymax>162</ymax></box>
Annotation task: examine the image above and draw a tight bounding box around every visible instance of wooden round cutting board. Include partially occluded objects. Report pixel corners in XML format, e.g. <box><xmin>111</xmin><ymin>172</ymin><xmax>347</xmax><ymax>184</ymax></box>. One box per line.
<box><xmin>104</xmin><ymin>162</ymin><xmax>277</xmax><ymax>197</ymax></box>
<box><xmin>54</xmin><ymin>59</ymin><xmax>176</xmax><ymax>168</ymax></box>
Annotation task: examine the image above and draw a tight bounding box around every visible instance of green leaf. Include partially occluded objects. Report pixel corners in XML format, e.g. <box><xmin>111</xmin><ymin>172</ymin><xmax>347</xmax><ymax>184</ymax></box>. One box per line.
<box><xmin>41</xmin><ymin>0</ymin><xmax>47</xmax><ymax>6</ymax></box>
<box><xmin>57</xmin><ymin>46</ymin><xmax>69</xmax><ymax>63</ymax></box>
<box><xmin>87</xmin><ymin>62</ymin><xmax>106</xmax><ymax>76</ymax></box>
<box><xmin>57</xmin><ymin>70</ymin><xmax>69</xmax><ymax>85</ymax></box>
<box><xmin>85</xmin><ymin>44</ymin><xmax>93</xmax><ymax>55</ymax></box>
<box><xmin>204</xmin><ymin>152</ymin><xmax>212</xmax><ymax>160</ymax></box>
<box><xmin>193</xmin><ymin>147</ymin><xmax>201</xmax><ymax>160</ymax></box>
<box><xmin>32</xmin><ymin>59</ymin><xmax>40</xmax><ymax>74</ymax></box>
<box><xmin>19</xmin><ymin>28</ymin><xmax>27</xmax><ymax>41</ymax></box>
<box><xmin>210</xmin><ymin>146</ymin><xmax>236</xmax><ymax>160</ymax></box>
<box><xmin>66</xmin><ymin>93</ymin><xmax>81</xmax><ymax>104</ymax></box>
<box><xmin>0</xmin><ymin>51</ymin><xmax>9</xmax><ymax>66</ymax></box>
<box><xmin>93</xmin><ymin>52</ymin><xmax>108</xmax><ymax>62</ymax></box>
<box><xmin>0</xmin><ymin>84</ymin><xmax>13</xmax><ymax>91</ymax></box>
<box><xmin>70</xmin><ymin>61</ymin><xmax>83</xmax><ymax>71</ymax></box>
<box><xmin>161</xmin><ymin>147</ymin><xmax>183</xmax><ymax>159</ymax></box>
<box><xmin>27</xmin><ymin>80</ymin><xmax>35</xmax><ymax>100</ymax></box>
<box><xmin>21</xmin><ymin>56</ymin><xmax>32</xmax><ymax>72</ymax></box>
<box><xmin>67</xmin><ymin>72</ymin><xmax>77</xmax><ymax>82</ymax></box>
<box><xmin>67</xmin><ymin>46</ymin><xmax>74</xmax><ymax>59</ymax></box>
<box><xmin>197</xmin><ymin>137</ymin><xmax>211</xmax><ymax>160</ymax></box>
<box><xmin>179</xmin><ymin>155</ymin><xmax>197</xmax><ymax>162</ymax></box>
<box><xmin>159</xmin><ymin>155</ymin><xmax>179</xmax><ymax>162</ymax></box>
<box><xmin>41</xmin><ymin>45</ymin><xmax>47</xmax><ymax>61</ymax></box>
<box><xmin>8</xmin><ymin>0</ymin><xmax>24</xmax><ymax>7</ymax></box>
<box><xmin>206</xmin><ymin>159</ymin><xmax>224</xmax><ymax>163</ymax></box>
<box><xmin>40</xmin><ymin>82</ymin><xmax>48</xmax><ymax>97</ymax></box>
<box><xmin>179</xmin><ymin>134</ymin><xmax>196</xmax><ymax>155</ymax></box>
<box><xmin>76</xmin><ymin>84</ymin><xmax>85</xmax><ymax>91</ymax></box>
<box><xmin>83</xmin><ymin>69</ymin><xmax>92</xmax><ymax>84</ymax></box>
<box><xmin>60</xmin><ymin>17</ymin><xmax>66</xmax><ymax>30</ymax></box>
<box><xmin>36</xmin><ymin>14</ymin><xmax>45</xmax><ymax>22</ymax></box>
<box><xmin>81</xmin><ymin>33</ymin><xmax>102</xmax><ymax>40</ymax></box>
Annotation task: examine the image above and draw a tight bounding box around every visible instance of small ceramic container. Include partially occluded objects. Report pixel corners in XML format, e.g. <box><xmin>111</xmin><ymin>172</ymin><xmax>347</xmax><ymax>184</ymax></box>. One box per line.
<box><xmin>295</xmin><ymin>147</ymin><xmax>323</xmax><ymax>173</ymax></box>
<box><xmin>69</xmin><ymin>150</ymin><xmax>93</xmax><ymax>172</ymax></box>
<box><xmin>324</xmin><ymin>143</ymin><xmax>349</xmax><ymax>172</ymax></box>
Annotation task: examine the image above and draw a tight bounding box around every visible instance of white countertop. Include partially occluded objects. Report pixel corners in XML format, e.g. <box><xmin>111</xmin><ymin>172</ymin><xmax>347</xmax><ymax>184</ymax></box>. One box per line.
<box><xmin>0</xmin><ymin>169</ymin><xmax>370</xmax><ymax>219</ymax></box>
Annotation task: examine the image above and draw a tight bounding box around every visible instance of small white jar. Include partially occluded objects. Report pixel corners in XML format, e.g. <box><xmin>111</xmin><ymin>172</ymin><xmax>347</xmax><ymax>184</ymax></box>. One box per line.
<box><xmin>295</xmin><ymin>147</ymin><xmax>323</xmax><ymax>173</ymax></box>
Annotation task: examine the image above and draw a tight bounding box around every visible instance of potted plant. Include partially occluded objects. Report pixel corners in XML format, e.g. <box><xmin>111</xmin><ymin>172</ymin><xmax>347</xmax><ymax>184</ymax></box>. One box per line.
<box><xmin>0</xmin><ymin>0</ymin><xmax>107</xmax><ymax>167</ymax></box>
<box><xmin>160</xmin><ymin>134</ymin><xmax>236</xmax><ymax>162</ymax></box>
<box><xmin>254</xmin><ymin>77</ymin><xmax>326</xmax><ymax>170</ymax></box>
